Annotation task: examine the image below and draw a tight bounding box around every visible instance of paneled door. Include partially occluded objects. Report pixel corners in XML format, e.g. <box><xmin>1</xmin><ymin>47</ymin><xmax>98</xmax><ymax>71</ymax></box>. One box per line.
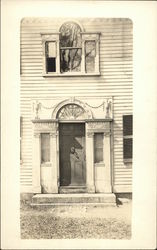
<box><xmin>59</xmin><ymin>123</ymin><xmax>86</xmax><ymax>186</ymax></box>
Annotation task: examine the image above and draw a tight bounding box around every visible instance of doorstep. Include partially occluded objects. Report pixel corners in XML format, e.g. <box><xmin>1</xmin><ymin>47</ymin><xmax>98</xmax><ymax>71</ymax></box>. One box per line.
<box><xmin>31</xmin><ymin>193</ymin><xmax>116</xmax><ymax>207</ymax></box>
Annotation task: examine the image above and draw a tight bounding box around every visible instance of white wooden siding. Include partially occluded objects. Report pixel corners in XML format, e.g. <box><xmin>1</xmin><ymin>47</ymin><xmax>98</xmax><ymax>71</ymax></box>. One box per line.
<box><xmin>20</xmin><ymin>18</ymin><xmax>133</xmax><ymax>192</ymax></box>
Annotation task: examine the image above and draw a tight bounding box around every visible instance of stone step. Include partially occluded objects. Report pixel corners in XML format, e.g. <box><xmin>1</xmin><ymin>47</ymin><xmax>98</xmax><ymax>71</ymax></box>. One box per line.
<box><xmin>31</xmin><ymin>193</ymin><xmax>116</xmax><ymax>206</ymax></box>
<box><xmin>59</xmin><ymin>186</ymin><xmax>86</xmax><ymax>194</ymax></box>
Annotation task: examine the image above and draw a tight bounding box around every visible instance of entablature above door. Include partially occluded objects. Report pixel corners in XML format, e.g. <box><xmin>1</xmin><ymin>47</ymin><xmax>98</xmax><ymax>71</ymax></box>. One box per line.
<box><xmin>31</xmin><ymin>96</ymin><xmax>113</xmax><ymax>121</ymax></box>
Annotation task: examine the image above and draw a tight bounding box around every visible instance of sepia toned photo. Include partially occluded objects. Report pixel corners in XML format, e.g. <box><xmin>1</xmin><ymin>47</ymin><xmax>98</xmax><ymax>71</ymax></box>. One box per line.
<box><xmin>19</xmin><ymin>17</ymin><xmax>133</xmax><ymax>240</ymax></box>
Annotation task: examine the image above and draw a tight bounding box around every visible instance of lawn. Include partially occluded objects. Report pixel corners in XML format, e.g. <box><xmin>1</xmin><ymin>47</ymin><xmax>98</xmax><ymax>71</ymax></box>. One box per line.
<box><xmin>20</xmin><ymin>201</ymin><xmax>131</xmax><ymax>239</ymax></box>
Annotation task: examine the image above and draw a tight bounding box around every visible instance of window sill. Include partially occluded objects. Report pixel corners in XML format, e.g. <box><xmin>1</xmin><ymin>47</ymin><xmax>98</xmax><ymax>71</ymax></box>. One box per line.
<box><xmin>42</xmin><ymin>72</ymin><xmax>101</xmax><ymax>77</ymax></box>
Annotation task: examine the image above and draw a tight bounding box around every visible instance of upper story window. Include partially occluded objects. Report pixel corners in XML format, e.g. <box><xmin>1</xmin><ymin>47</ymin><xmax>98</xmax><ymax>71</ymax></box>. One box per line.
<box><xmin>60</xmin><ymin>22</ymin><xmax>82</xmax><ymax>73</ymax></box>
<box><xmin>41</xmin><ymin>21</ymin><xmax>100</xmax><ymax>76</ymax></box>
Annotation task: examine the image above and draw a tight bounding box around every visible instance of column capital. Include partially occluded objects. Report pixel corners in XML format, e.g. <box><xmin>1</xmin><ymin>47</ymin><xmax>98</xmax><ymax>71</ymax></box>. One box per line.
<box><xmin>34</xmin><ymin>132</ymin><xmax>40</xmax><ymax>138</ymax></box>
<box><xmin>87</xmin><ymin>131</ymin><xmax>94</xmax><ymax>138</ymax></box>
<box><xmin>50</xmin><ymin>132</ymin><xmax>58</xmax><ymax>138</ymax></box>
<box><xmin>104</xmin><ymin>130</ymin><xmax>111</xmax><ymax>137</ymax></box>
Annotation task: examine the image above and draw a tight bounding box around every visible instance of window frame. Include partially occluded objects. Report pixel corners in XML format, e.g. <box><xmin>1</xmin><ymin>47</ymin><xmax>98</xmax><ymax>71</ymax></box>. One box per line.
<box><xmin>123</xmin><ymin>114</ymin><xmax>133</xmax><ymax>163</ymax></box>
<box><xmin>94</xmin><ymin>132</ymin><xmax>104</xmax><ymax>164</ymax></box>
<box><xmin>41</xmin><ymin>33</ymin><xmax>60</xmax><ymax>75</ymax></box>
<box><xmin>40</xmin><ymin>133</ymin><xmax>51</xmax><ymax>164</ymax></box>
<box><xmin>41</xmin><ymin>29</ymin><xmax>101</xmax><ymax>76</ymax></box>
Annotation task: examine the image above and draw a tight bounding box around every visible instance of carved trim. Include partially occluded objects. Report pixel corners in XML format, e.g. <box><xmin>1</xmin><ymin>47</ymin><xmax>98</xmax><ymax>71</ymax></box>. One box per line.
<box><xmin>87</xmin><ymin>122</ymin><xmax>109</xmax><ymax>129</ymax></box>
<box><xmin>34</xmin><ymin>122</ymin><xmax>57</xmax><ymax>132</ymax></box>
<box><xmin>41</xmin><ymin>34</ymin><xmax>59</xmax><ymax>41</ymax></box>
<box><xmin>105</xmin><ymin>99</ymin><xmax>112</xmax><ymax>119</ymax></box>
<box><xmin>50</xmin><ymin>132</ymin><xmax>58</xmax><ymax>138</ymax></box>
<box><xmin>104</xmin><ymin>131</ymin><xmax>111</xmax><ymax>137</ymax></box>
<box><xmin>87</xmin><ymin>132</ymin><xmax>94</xmax><ymax>138</ymax></box>
<box><xmin>52</xmin><ymin>98</ymin><xmax>93</xmax><ymax>119</ymax></box>
<box><xmin>82</xmin><ymin>33</ymin><xmax>100</xmax><ymax>42</ymax></box>
<box><xmin>34</xmin><ymin>132</ymin><xmax>40</xmax><ymax>138</ymax></box>
<box><xmin>59</xmin><ymin>19</ymin><xmax>85</xmax><ymax>32</ymax></box>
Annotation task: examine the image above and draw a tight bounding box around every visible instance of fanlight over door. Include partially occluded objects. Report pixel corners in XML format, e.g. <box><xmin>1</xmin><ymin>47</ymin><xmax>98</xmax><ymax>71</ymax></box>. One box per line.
<box><xmin>57</xmin><ymin>104</ymin><xmax>86</xmax><ymax>120</ymax></box>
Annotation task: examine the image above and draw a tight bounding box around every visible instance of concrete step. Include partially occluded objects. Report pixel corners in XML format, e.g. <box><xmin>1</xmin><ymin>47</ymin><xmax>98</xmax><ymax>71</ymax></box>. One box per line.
<box><xmin>59</xmin><ymin>186</ymin><xmax>86</xmax><ymax>194</ymax></box>
<box><xmin>31</xmin><ymin>193</ymin><xmax>116</xmax><ymax>206</ymax></box>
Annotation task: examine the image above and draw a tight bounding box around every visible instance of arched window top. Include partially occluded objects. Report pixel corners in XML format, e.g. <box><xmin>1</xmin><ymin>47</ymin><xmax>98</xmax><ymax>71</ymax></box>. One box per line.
<box><xmin>41</xmin><ymin>20</ymin><xmax>100</xmax><ymax>76</ymax></box>
<box><xmin>57</xmin><ymin>104</ymin><xmax>86</xmax><ymax>120</ymax></box>
<box><xmin>59</xmin><ymin>22</ymin><xmax>82</xmax><ymax>48</ymax></box>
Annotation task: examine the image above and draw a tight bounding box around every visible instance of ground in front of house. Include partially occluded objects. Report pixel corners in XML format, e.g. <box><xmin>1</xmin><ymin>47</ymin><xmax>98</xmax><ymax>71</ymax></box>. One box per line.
<box><xmin>20</xmin><ymin>197</ymin><xmax>132</xmax><ymax>239</ymax></box>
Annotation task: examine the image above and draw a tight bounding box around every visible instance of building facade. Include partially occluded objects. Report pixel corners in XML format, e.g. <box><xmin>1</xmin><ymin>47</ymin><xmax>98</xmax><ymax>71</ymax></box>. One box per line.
<box><xmin>20</xmin><ymin>18</ymin><xmax>133</xmax><ymax>195</ymax></box>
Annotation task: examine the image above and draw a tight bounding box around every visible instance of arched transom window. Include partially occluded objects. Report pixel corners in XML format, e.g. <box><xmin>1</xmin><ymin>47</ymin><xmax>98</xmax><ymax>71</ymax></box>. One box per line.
<box><xmin>41</xmin><ymin>20</ymin><xmax>100</xmax><ymax>76</ymax></box>
<box><xmin>57</xmin><ymin>104</ymin><xmax>86</xmax><ymax>120</ymax></box>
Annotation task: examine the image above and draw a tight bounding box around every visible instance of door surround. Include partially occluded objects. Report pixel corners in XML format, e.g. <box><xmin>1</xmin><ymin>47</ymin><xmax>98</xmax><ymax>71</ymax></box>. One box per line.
<box><xmin>32</xmin><ymin>97</ymin><xmax>113</xmax><ymax>194</ymax></box>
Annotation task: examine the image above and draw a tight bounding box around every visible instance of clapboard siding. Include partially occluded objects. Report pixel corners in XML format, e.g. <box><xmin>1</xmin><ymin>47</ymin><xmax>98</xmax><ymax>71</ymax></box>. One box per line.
<box><xmin>20</xmin><ymin>18</ymin><xmax>133</xmax><ymax>192</ymax></box>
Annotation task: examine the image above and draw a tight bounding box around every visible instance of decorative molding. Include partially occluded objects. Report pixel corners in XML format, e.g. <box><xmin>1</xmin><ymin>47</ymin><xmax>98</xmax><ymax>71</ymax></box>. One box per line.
<box><xmin>34</xmin><ymin>122</ymin><xmax>58</xmax><ymax>132</ymax></box>
<box><xmin>105</xmin><ymin>99</ymin><xmax>112</xmax><ymax>119</ymax></box>
<box><xmin>57</xmin><ymin>103</ymin><xmax>86</xmax><ymax>120</ymax></box>
<box><xmin>82</xmin><ymin>33</ymin><xmax>100</xmax><ymax>42</ymax></box>
<box><xmin>34</xmin><ymin>132</ymin><xmax>40</xmax><ymax>138</ymax></box>
<box><xmin>87</xmin><ymin>122</ymin><xmax>109</xmax><ymax>130</ymax></box>
<box><xmin>32</xmin><ymin>119</ymin><xmax>58</xmax><ymax>123</ymax></box>
<box><xmin>50</xmin><ymin>132</ymin><xmax>58</xmax><ymax>138</ymax></box>
<box><xmin>104</xmin><ymin>131</ymin><xmax>111</xmax><ymax>137</ymax></box>
<box><xmin>31</xmin><ymin>97</ymin><xmax>113</xmax><ymax>120</ymax></box>
<box><xmin>85</xmin><ymin>101</ymin><xmax>105</xmax><ymax>109</ymax></box>
<box><xmin>33</xmin><ymin>101</ymin><xmax>41</xmax><ymax>119</ymax></box>
<box><xmin>87</xmin><ymin>131</ymin><xmax>94</xmax><ymax>138</ymax></box>
<box><xmin>52</xmin><ymin>98</ymin><xmax>93</xmax><ymax>119</ymax></box>
<box><xmin>41</xmin><ymin>33</ymin><xmax>59</xmax><ymax>41</ymax></box>
<box><xmin>59</xmin><ymin>19</ymin><xmax>85</xmax><ymax>33</ymax></box>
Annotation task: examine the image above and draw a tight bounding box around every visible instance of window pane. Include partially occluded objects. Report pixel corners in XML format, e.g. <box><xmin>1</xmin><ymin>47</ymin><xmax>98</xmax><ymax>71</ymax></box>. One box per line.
<box><xmin>94</xmin><ymin>133</ymin><xmax>103</xmax><ymax>163</ymax></box>
<box><xmin>60</xmin><ymin>49</ymin><xmax>82</xmax><ymax>73</ymax></box>
<box><xmin>46</xmin><ymin>58</ymin><xmax>56</xmax><ymax>72</ymax></box>
<box><xmin>41</xmin><ymin>134</ymin><xmax>50</xmax><ymax>163</ymax></box>
<box><xmin>123</xmin><ymin>115</ymin><xmax>133</xmax><ymax>136</ymax></box>
<box><xmin>60</xmin><ymin>22</ymin><xmax>82</xmax><ymax>48</ymax></box>
<box><xmin>46</xmin><ymin>42</ymin><xmax>56</xmax><ymax>57</ymax></box>
<box><xmin>45</xmin><ymin>42</ymin><xmax>56</xmax><ymax>72</ymax></box>
<box><xmin>123</xmin><ymin>138</ymin><xmax>132</xmax><ymax>159</ymax></box>
<box><xmin>85</xmin><ymin>41</ymin><xmax>96</xmax><ymax>73</ymax></box>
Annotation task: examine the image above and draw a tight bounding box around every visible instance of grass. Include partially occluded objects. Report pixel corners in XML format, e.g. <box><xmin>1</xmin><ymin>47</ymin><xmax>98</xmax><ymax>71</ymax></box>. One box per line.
<box><xmin>20</xmin><ymin>201</ymin><xmax>131</xmax><ymax>239</ymax></box>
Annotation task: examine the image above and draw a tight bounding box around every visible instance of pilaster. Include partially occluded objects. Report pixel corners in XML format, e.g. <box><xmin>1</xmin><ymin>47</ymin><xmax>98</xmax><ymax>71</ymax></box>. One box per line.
<box><xmin>86</xmin><ymin>131</ymin><xmax>95</xmax><ymax>193</ymax></box>
<box><xmin>50</xmin><ymin>131</ymin><xmax>58</xmax><ymax>193</ymax></box>
<box><xmin>103</xmin><ymin>130</ymin><xmax>112</xmax><ymax>193</ymax></box>
<box><xmin>32</xmin><ymin>132</ymin><xmax>41</xmax><ymax>193</ymax></box>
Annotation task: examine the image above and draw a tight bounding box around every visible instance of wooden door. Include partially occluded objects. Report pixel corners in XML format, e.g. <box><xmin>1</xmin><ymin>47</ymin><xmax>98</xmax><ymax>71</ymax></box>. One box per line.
<box><xmin>59</xmin><ymin>123</ymin><xmax>86</xmax><ymax>186</ymax></box>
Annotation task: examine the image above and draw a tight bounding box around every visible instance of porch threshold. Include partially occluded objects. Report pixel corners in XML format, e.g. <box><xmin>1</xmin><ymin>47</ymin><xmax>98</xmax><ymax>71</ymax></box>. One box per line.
<box><xmin>31</xmin><ymin>193</ymin><xmax>116</xmax><ymax>206</ymax></box>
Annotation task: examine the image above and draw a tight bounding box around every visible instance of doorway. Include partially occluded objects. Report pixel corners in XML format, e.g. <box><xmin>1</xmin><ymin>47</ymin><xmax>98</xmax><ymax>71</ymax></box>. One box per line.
<box><xmin>59</xmin><ymin>123</ymin><xmax>86</xmax><ymax>186</ymax></box>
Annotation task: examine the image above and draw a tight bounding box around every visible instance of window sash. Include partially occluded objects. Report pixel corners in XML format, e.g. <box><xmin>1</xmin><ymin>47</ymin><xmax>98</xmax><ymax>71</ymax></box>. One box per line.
<box><xmin>94</xmin><ymin>133</ymin><xmax>104</xmax><ymax>163</ymax></box>
<box><xmin>41</xmin><ymin>133</ymin><xmax>50</xmax><ymax>163</ymax></box>
<box><xmin>60</xmin><ymin>48</ymin><xmax>82</xmax><ymax>73</ymax></box>
<box><xmin>41</xmin><ymin>32</ymin><xmax>100</xmax><ymax>75</ymax></box>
